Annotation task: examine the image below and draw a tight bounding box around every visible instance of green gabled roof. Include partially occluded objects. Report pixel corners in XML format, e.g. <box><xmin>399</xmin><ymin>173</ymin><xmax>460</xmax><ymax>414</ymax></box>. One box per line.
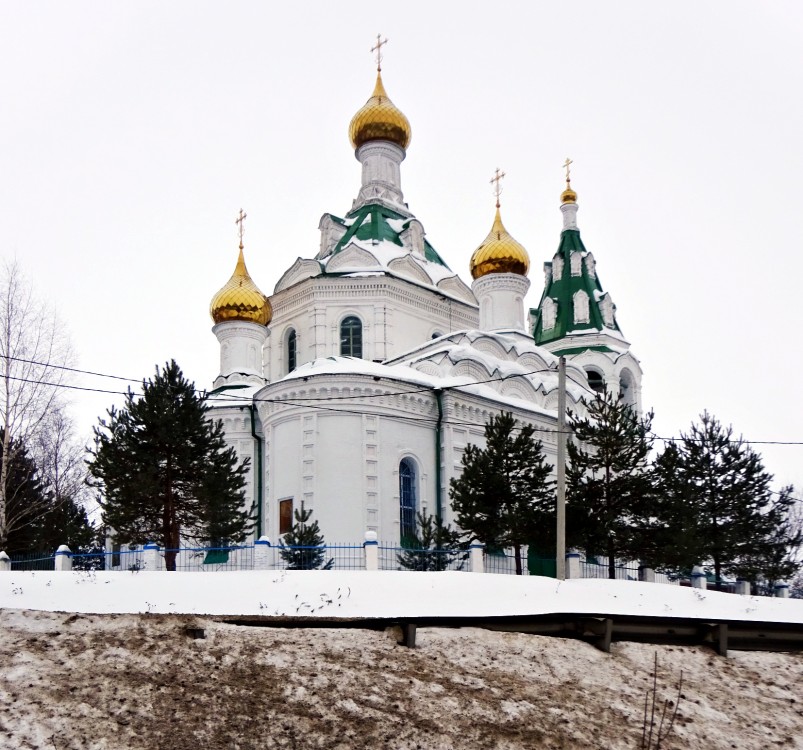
<box><xmin>551</xmin><ymin>345</ymin><xmax>616</xmax><ymax>356</ymax></box>
<box><xmin>328</xmin><ymin>203</ymin><xmax>451</xmax><ymax>269</ymax></box>
<box><xmin>532</xmin><ymin>228</ymin><xmax>622</xmax><ymax>346</ymax></box>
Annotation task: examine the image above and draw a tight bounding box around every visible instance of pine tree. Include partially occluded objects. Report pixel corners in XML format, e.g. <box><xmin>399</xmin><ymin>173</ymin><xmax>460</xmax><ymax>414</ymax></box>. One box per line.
<box><xmin>566</xmin><ymin>393</ymin><xmax>655</xmax><ymax>579</ymax></box>
<box><xmin>2</xmin><ymin>433</ymin><xmax>52</xmax><ymax>556</ymax></box>
<box><xmin>279</xmin><ymin>504</ymin><xmax>333</xmax><ymax>570</ymax></box>
<box><xmin>1</xmin><ymin>429</ymin><xmax>96</xmax><ymax>565</ymax></box>
<box><xmin>653</xmin><ymin>412</ymin><xmax>800</xmax><ymax>588</ymax></box>
<box><xmin>449</xmin><ymin>412</ymin><xmax>555</xmax><ymax>575</ymax></box>
<box><xmin>89</xmin><ymin>360</ymin><xmax>252</xmax><ymax>571</ymax></box>
<box><xmin>396</xmin><ymin>512</ymin><xmax>468</xmax><ymax>571</ymax></box>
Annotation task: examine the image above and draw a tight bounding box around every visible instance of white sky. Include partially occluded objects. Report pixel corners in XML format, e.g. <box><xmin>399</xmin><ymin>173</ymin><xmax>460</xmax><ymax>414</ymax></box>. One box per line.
<box><xmin>1</xmin><ymin>2</ymin><xmax>801</xmax><ymax>488</ymax></box>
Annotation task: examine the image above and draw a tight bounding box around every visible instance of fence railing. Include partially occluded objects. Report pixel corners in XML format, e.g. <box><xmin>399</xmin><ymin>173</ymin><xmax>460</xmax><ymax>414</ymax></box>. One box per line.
<box><xmin>0</xmin><ymin>542</ymin><xmax>791</xmax><ymax>597</ymax></box>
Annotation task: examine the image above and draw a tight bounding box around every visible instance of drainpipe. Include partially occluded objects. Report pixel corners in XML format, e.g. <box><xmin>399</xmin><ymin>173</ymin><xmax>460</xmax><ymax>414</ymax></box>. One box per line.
<box><xmin>249</xmin><ymin>404</ymin><xmax>264</xmax><ymax>539</ymax></box>
<box><xmin>434</xmin><ymin>388</ymin><xmax>444</xmax><ymax>522</ymax></box>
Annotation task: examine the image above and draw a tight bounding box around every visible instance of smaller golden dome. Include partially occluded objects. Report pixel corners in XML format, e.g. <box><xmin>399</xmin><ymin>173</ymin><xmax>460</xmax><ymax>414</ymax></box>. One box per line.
<box><xmin>561</xmin><ymin>185</ymin><xmax>577</xmax><ymax>204</ymax></box>
<box><xmin>349</xmin><ymin>71</ymin><xmax>411</xmax><ymax>150</ymax></box>
<box><xmin>210</xmin><ymin>247</ymin><xmax>271</xmax><ymax>326</ymax></box>
<box><xmin>469</xmin><ymin>207</ymin><xmax>530</xmax><ymax>280</ymax></box>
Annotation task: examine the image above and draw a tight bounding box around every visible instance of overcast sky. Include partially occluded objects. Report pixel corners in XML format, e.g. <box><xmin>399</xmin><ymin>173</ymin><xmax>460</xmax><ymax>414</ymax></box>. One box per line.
<box><xmin>1</xmin><ymin>1</ymin><xmax>801</xmax><ymax>488</ymax></box>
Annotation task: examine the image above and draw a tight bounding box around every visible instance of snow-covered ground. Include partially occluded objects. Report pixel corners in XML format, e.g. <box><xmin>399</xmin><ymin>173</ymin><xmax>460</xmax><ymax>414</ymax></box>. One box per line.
<box><xmin>2</xmin><ymin>569</ymin><xmax>802</xmax><ymax>623</ymax></box>
<box><xmin>2</xmin><ymin>571</ymin><xmax>802</xmax><ymax>749</ymax></box>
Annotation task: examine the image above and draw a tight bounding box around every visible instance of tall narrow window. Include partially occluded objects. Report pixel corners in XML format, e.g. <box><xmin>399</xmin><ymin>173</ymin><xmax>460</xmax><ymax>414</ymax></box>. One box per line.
<box><xmin>340</xmin><ymin>316</ymin><xmax>363</xmax><ymax>358</ymax></box>
<box><xmin>399</xmin><ymin>459</ymin><xmax>417</xmax><ymax>544</ymax></box>
<box><xmin>287</xmin><ymin>329</ymin><xmax>297</xmax><ymax>373</ymax></box>
<box><xmin>279</xmin><ymin>498</ymin><xmax>294</xmax><ymax>535</ymax></box>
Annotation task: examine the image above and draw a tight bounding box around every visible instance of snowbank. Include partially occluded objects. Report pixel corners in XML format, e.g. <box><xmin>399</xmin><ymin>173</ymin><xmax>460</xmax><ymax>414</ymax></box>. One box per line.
<box><xmin>2</xmin><ymin>569</ymin><xmax>802</xmax><ymax>623</ymax></box>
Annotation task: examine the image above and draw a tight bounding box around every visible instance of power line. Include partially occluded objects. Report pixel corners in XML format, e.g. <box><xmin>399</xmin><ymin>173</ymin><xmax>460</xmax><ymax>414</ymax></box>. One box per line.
<box><xmin>4</xmin><ymin>354</ymin><xmax>803</xmax><ymax>448</ymax></box>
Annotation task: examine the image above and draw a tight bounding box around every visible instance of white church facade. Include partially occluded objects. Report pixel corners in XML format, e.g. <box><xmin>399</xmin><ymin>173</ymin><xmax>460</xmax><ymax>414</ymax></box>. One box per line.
<box><xmin>206</xmin><ymin>57</ymin><xmax>643</xmax><ymax>545</ymax></box>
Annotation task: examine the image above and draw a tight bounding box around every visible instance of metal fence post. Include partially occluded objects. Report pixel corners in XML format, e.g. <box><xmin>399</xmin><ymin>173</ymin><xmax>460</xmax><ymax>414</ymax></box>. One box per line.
<box><xmin>469</xmin><ymin>543</ymin><xmax>484</xmax><ymax>573</ymax></box>
<box><xmin>565</xmin><ymin>552</ymin><xmax>581</xmax><ymax>579</ymax></box>
<box><xmin>143</xmin><ymin>542</ymin><xmax>161</xmax><ymax>571</ymax></box>
<box><xmin>638</xmin><ymin>566</ymin><xmax>656</xmax><ymax>583</ymax></box>
<box><xmin>54</xmin><ymin>545</ymin><xmax>73</xmax><ymax>572</ymax></box>
<box><xmin>254</xmin><ymin>536</ymin><xmax>271</xmax><ymax>570</ymax></box>
<box><xmin>0</xmin><ymin>551</ymin><xmax>10</xmax><ymax>572</ymax></box>
<box><xmin>364</xmin><ymin>531</ymin><xmax>378</xmax><ymax>571</ymax></box>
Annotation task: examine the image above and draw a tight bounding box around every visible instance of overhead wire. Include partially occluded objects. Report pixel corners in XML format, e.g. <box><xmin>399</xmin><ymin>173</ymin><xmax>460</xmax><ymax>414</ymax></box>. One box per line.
<box><xmin>2</xmin><ymin>353</ymin><xmax>803</xmax><ymax>448</ymax></box>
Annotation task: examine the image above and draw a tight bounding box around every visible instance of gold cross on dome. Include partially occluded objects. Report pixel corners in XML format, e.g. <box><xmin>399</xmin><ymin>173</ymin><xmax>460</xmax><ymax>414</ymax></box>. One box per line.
<box><xmin>371</xmin><ymin>34</ymin><xmax>388</xmax><ymax>72</ymax></box>
<box><xmin>563</xmin><ymin>157</ymin><xmax>573</xmax><ymax>186</ymax></box>
<box><xmin>235</xmin><ymin>208</ymin><xmax>247</xmax><ymax>249</ymax></box>
<box><xmin>490</xmin><ymin>168</ymin><xmax>506</xmax><ymax>207</ymax></box>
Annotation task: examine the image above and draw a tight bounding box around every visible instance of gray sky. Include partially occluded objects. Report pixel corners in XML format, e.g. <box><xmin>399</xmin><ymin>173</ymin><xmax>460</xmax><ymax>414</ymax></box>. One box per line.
<box><xmin>1</xmin><ymin>1</ymin><xmax>801</xmax><ymax>488</ymax></box>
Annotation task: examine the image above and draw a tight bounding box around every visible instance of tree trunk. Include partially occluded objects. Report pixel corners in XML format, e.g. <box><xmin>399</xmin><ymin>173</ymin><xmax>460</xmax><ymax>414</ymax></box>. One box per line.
<box><xmin>164</xmin><ymin>548</ymin><xmax>177</xmax><ymax>572</ymax></box>
<box><xmin>514</xmin><ymin>543</ymin><xmax>523</xmax><ymax>575</ymax></box>
<box><xmin>608</xmin><ymin>542</ymin><xmax>616</xmax><ymax>580</ymax></box>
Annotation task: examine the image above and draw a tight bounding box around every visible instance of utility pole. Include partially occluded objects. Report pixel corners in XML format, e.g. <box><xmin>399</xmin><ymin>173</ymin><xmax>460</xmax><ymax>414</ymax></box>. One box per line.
<box><xmin>556</xmin><ymin>356</ymin><xmax>567</xmax><ymax>580</ymax></box>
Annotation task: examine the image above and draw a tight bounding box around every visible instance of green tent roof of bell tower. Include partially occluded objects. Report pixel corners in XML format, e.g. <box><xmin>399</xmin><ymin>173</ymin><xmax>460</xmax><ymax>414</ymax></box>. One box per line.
<box><xmin>532</xmin><ymin>227</ymin><xmax>623</xmax><ymax>346</ymax></box>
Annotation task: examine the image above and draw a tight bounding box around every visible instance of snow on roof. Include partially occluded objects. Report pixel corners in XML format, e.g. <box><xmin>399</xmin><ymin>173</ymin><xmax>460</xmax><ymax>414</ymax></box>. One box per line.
<box><xmin>564</xmin><ymin>326</ymin><xmax>628</xmax><ymax>343</ymax></box>
<box><xmin>2</xmin><ymin>570</ymin><xmax>801</xmax><ymax>623</ymax></box>
<box><xmin>270</xmin><ymin>355</ymin><xmax>557</xmax><ymax>418</ymax></box>
<box><xmin>386</xmin><ymin>217</ymin><xmax>407</xmax><ymax>233</ymax></box>
<box><xmin>321</xmin><ymin>237</ymin><xmax>473</xmax><ymax>304</ymax></box>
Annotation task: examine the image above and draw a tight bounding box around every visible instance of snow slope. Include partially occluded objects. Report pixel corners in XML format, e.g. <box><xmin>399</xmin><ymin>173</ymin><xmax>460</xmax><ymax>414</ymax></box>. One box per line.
<box><xmin>0</xmin><ymin>609</ymin><xmax>801</xmax><ymax>750</ymax></box>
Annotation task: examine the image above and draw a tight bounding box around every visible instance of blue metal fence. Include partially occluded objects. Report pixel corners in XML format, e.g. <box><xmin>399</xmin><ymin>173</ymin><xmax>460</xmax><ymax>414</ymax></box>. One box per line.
<box><xmin>378</xmin><ymin>542</ymin><xmax>468</xmax><ymax>572</ymax></box>
<box><xmin>10</xmin><ymin>551</ymin><xmax>55</xmax><ymax>571</ymax></box>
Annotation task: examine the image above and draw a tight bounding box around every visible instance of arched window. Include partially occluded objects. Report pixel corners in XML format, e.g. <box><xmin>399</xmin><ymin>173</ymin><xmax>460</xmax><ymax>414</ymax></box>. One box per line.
<box><xmin>620</xmin><ymin>369</ymin><xmax>636</xmax><ymax>407</ymax></box>
<box><xmin>287</xmin><ymin>329</ymin><xmax>297</xmax><ymax>373</ymax></box>
<box><xmin>573</xmin><ymin>290</ymin><xmax>590</xmax><ymax>324</ymax></box>
<box><xmin>586</xmin><ymin>368</ymin><xmax>605</xmax><ymax>394</ymax></box>
<box><xmin>399</xmin><ymin>458</ymin><xmax>417</xmax><ymax>544</ymax></box>
<box><xmin>340</xmin><ymin>316</ymin><xmax>363</xmax><ymax>358</ymax></box>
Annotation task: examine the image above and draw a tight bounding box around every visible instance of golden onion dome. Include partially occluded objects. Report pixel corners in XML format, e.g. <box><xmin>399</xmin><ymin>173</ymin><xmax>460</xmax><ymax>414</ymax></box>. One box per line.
<box><xmin>210</xmin><ymin>247</ymin><xmax>271</xmax><ymax>326</ymax></box>
<box><xmin>561</xmin><ymin>184</ymin><xmax>577</xmax><ymax>204</ymax></box>
<box><xmin>469</xmin><ymin>207</ymin><xmax>530</xmax><ymax>280</ymax></box>
<box><xmin>349</xmin><ymin>71</ymin><xmax>411</xmax><ymax>150</ymax></box>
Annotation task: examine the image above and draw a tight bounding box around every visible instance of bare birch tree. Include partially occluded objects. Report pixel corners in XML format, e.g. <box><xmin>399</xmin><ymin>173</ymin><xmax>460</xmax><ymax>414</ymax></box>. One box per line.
<box><xmin>0</xmin><ymin>260</ymin><xmax>75</xmax><ymax>548</ymax></box>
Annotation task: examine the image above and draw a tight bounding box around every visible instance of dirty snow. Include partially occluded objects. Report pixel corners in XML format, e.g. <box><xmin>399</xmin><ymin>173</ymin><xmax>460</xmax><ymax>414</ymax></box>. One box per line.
<box><xmin>0</xmin><ymin>608</ymin><xmax>801</xmax><ymax>750</ymax></box>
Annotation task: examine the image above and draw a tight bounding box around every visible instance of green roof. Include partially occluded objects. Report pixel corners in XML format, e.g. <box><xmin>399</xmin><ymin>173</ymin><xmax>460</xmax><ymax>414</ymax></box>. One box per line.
<box><xmin>532</xmin><ymin>229</ymin><xmax>622</xmax><ymax>346</ymax></box>
<box><xmin>327</xmin><ymin>203</ymin><xmax>451</xmax><ymax>269</ymax></box>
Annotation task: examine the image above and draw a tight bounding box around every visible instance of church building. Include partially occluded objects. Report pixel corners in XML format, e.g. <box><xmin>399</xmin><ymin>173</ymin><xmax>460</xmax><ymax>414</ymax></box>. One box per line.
<box><xmin>206</xmin><ymin>50</ymin><xmax>642</xmax><ymax>544</ymax></box>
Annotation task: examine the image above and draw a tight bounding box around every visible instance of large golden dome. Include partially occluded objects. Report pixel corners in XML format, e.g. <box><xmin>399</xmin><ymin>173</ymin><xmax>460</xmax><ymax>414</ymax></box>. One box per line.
<box><xmin>469</xmin><ymin>207</ymin><xmax>530</xmax><ymax>280</ymax></box>
<box><xmin>349</xmin><ymin>71</ymin><xmax>411</xmax><ymax>150</ymax></box>
<box><xmin>210</xmin><ymin>247</ymin><xmax>271</xmax><ymax>326</ymax></box>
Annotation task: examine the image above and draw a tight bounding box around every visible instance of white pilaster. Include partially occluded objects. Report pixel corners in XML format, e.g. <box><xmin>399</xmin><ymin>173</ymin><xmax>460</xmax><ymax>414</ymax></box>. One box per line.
<box><xmin>472</xmin><ymin>273</ymin><xmax>530</xmax><ymax>332</ymax></box>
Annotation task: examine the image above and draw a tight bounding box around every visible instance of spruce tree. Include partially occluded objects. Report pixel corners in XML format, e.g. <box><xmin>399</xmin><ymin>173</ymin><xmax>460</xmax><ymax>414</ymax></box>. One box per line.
<box><xmin>89</xmin><ymin>360</ymin><xmax>252</xmax><ymax>571</ymax></box>
<box><xmin>279</xmin><ymin>504</ymin><xmax>333</xmax><ymax>570</ymax></box>
<box><xmin>2</xmin><ymin>433</ymin><xmax>52</xmax><ymax>556</ymax></box>
<box><xmin>653</xmin><ymin>412</ymin><xmax>800</xmax><ymax>588</ymax></box>
<box><xmin>396</xmin><ymin>512</ymin><xmax>468</xmax><ymax>571</ymax></box>
<box><xmin>449</xmin><ymin>412</ymin><xmax>555</xmax><ymax>575</ymax></box>
<box><xmin>566</xmin><ymin>393</ymin><xmax>655</xmax><ymax>579</ymax></box>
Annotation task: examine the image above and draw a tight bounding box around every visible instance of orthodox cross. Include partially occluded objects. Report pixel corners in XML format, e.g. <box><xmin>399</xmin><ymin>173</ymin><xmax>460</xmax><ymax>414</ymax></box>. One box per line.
<box><xmin>490</xmin><ymin>168</ymin><xmax>506</xmax><ymax>207</ymax></box>
<box><xmin>235</xmin><ymin>208</ymin><xmax>247</xmax><ymax>249</ymax></box>
<box><xmin>372</xmin><ymin>34</ymin><xmax>388</xmax><ymax>72</ymax></box>
<box><xmin>563</xmin><ymin>157</ymin><xmax>573</xmax><ymax>186</ymax></box>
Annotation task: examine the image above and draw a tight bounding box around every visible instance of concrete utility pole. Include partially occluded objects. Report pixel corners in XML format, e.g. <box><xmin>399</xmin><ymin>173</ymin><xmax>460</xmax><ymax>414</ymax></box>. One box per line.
<box><xmin>556</xmin><ymin>356</ymin><xmax>567</xmax><ymax>580</ymax></box>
